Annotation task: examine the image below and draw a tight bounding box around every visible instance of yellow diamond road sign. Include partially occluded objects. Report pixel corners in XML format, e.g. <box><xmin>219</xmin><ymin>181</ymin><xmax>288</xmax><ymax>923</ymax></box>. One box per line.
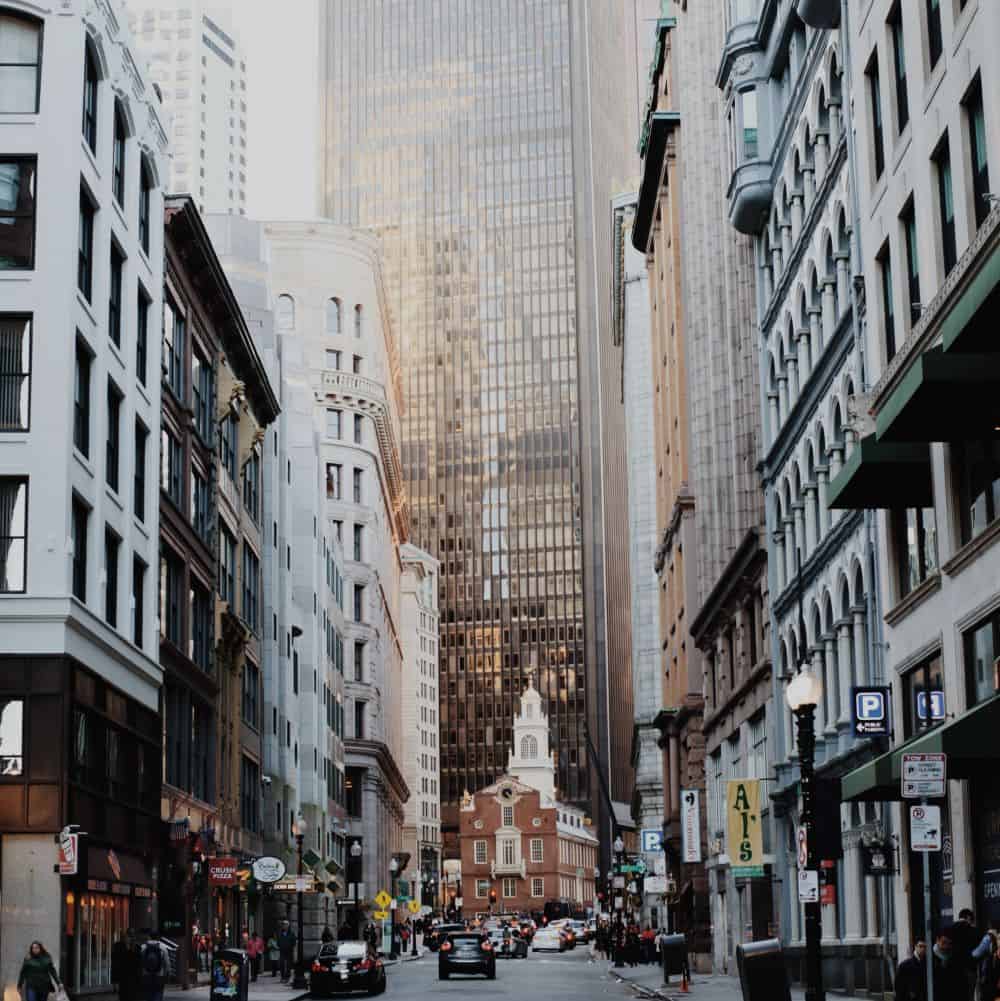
<box><xmin>407</xmin><ymin>899</ymin><xmax>420</xmax><ymax>914</ymax></box>
<box><xmin>373</xmin><ymin>910</ymin><xmax>388</xmax><ymax>921</ymax></box>
<box><xmin>375</xmin><ymin>889</ymin><xmax>392</xmax><ymax>909</ymax></box>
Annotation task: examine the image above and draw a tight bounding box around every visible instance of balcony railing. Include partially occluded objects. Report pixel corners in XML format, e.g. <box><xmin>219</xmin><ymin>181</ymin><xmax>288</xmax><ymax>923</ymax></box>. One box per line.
<box><xmin>490</xmin><ymin>859</ymin><xmax>526</xmax><ymax>879</ymax></box>
<box><xmin>322</xmin><ymin>370</ymin><xmax>387</xmax><ymax>404</ymax></box>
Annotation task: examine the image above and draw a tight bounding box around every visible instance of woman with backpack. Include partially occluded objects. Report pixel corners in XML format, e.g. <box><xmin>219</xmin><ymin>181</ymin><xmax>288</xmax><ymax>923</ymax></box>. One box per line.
<box><xmin>138</xmin><ymin>933</ymin><xmax>170</xmax><ymax>1001</ymax></box>
<box><xmin>17</xmin><ymin>942</ymin><xmax>61</xmax><ymax>1001</ymax></box>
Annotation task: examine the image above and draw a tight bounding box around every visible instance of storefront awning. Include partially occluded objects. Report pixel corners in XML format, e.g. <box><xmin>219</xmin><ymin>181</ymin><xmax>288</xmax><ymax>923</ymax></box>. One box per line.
<box><xmin>842</xmin><ymin>692</ymin><xmax>1000</xmax><ymax>802</ymax></box>
<box><xmin>939</xmin><ymin>240</ymin><xmax>1000</xmax><ymax>355</ymax></box>
<box><xmin>827</xmin><ymin>435</ymin><xmax>933</xmax><ymax>510</ymax></box>
<box><xmin>875</xmin><ymin>347</ymin><xmax>1000</xmax><ymax>441</ymax></box>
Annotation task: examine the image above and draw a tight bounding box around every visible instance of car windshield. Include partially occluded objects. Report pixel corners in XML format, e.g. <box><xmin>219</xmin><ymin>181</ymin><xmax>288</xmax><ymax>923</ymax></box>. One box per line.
<box><xmin>320</xmin><ymin>942</ymin><xmax>365</xmax><ymax>959</ymax></box>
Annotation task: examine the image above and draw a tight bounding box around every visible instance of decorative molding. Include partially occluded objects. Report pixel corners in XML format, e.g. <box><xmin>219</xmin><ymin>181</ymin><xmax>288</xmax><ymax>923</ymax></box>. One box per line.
<box><xmin>883</xmin><ymin>573</ymin><xmax>941</xmax><ymax>628</ymax></box>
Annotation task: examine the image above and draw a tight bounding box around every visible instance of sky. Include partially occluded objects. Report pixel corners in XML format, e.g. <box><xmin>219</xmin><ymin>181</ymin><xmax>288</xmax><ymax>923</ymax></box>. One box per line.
<box><xmin>230</xmin><ymin>0</ymin><xmax>319</xmax><ymax>221</ymax></box>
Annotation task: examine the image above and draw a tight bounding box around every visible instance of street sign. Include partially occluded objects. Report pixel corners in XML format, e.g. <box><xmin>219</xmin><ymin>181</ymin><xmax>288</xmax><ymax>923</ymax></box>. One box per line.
<box><xmin>407</xmin><ymin>899</ymin><xmax>420</xmax><ymax>914</ymax></box>
<box><xmin>375</xmin><ymin>889</ymin><xmax>392</xmax><ymax>909</ymax></box>
<box><xmin>916</xmin><ymin>690</ymin><xmax>946</xmax><ymax>721</ymax></box>
<box><xmin>910</xmin><ymin>805</ymin><xmax>942</xmax><ymax>852</ymax></box>
<box><xmin>681</xmin><ymin>790</ymin><xmax>702</xmax><ymax>863</ymax></box>
<box><xmin>732</xmin><ymin>865</ymin><xmax>765</xmax><ymax>878</ymax></box>
<box><xmin>798</xmin><ymin>870</ymin><xmax>819</xmax><ymax>903</ymax></box>
<box><xmin>641</xmin><ymin>828</ymin><xmax>663</xmax><ymax>853</ymax></box>
<box><xmin>295</xmin><ymin>876</ymin><xmax>310</xmax><ymax>893</ymax></box>
<box><xmin>852</xmin><ymin>686</ymin><xmax>891</xmax><ymax>738</ymax></box>
<box><xmin>902</xmin><ymin>753</ymin><xmax>946</xmax><ymax>798</ymax></box>
<box><xmin>58</xmin><ymin>830</ymin><xmax>79</xmax><ymax>876</ymax></box>
<box><xmin>373</xmin><ymin>909</ymin><xmax>388</xmax><ymax>921</ymax></box>
<box><xmin>620</xmin><ymin>863</ymin><xmax>645</xmax><ymax>874</ymax></box>
<box><xmin>643</xmin><ymin>875</ymin><xmax>667</xmax><ymax>895</ymax></box>
<box><xmin>797</xmin><ymin>826</ymin><xmax>808</xmax><ymax>870</ymax></box>
<box><xmin>252</xmin><ymin>857</ymin><xmax>287</xmax><ymax>884</ymax></box>
<box><xmin>612</xmin><ymin>875</ymin><xmax>625</xmax><ymax>889</ymax></box>
<box><xmin>861</xmin><ymin>842</ymin><xmax>895</xmax><ymax>875</ymax></box>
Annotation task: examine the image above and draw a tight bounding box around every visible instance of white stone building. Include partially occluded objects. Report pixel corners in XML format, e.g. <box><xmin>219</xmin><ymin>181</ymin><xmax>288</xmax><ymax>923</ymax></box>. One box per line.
<box><xmin>399</xmin><ymin>542</ymin><xmax>441</xmax><ymax>908</ymax></box>
<box><xmin>0</xmin><ymin>0</ymin><xmax>167</xmax><ymax>990</ymax></box>
<box><xmin>125</xmin><ymin>0</ymin><xmax>246</xmax><ymax>216</ymax></box>
<box><xmin>262</xmin><ymin>222</ymin><xmax>411</xmax><ymax>911</ymax></box>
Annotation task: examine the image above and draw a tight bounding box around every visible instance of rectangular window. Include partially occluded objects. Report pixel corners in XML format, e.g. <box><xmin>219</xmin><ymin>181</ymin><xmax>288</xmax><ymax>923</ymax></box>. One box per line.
<box><xmin>219</xmin><ymin>526</ymin><xmax>236</xmax><ymax>604</ymax></box>
<box><xmin>134</xmin><ymin>421</ymin><xmax>147</xmax><ymax>522</ymax></box>
<box><xmin>965</xmin><ymin>612</ymin><xmax>1000</xmax><ymax>711</ymax></box>
<box><xmin>104</xmin><ymin>526</ymin><xmax>119</xmax><ymax>627</ymax></box>
<box><xmin>138</xmin><ymin>159</ymin><xmax>151</xmax><ymax>256</ymax></box>
<box><xmin>867</xmin><ymin>54</ymin><xmax>885</xmax><ymax>179</ymax></box>
<box><xmin>190</xmin><ymin>581</ymin><xmax>211</xmax><ymax>669</ymax></box>
<box><xmin>108</xmin><ymin>244</ymin><xmax>124</xmax><ymax>347</ymax></box>
<box><xmin>113</xmin><ymin>103</ymin><xmax>127</xmax><ymax>206</ymax></box>
<box><xmin>82</xmin><ymin>44</ymin><xmax>98</xmax><ymax>151</ymax></box>
<box><xmin>240</xmin><ymin>755</ymin><xmax>260</xmax><ymax>833</ymax></box>
<box><xmin>326</xmin><ymin>463</ymin><xmax>342</xmax><ymax>500</ymax></box>
<box><xmin>0</xmin><ymin>157</ymin><xmax>36</xmax><ymax>269</ymax></box>
<box><xmin>877</xmin><ymin>242</ymin><xmax>896</xmax><ymax>362</ymax></box>
<box><xmin>888</xmin><ymin>5</ymin><xmax>908</xmax><ymax>133</ymax></box>
<box><xmin>965</xmin><ymin>79</ymin><xmax>990</xmax><ymax>231</ymax></box>
<box><xmin>353</xmin><ymin>523</ymin><xmax>363</xmax><ymax>561</ymax></box>
<box><xmin>354</xmin><ymin>305</ymin><xmax>362</xmax><ymax>338</ymax></box>
<box><xmin>326</xmin><ymin>408</ymin><xmax>342</xmax><ymax>439</ymax></box>
<box><xmin>354</xmin><ymin>700</ymin><xmax>366</xmax><ymax>739</ymax></box>
<box><xmin>293</xmin><ymin>650</ymin><xmax>299</xmax><ymax>694</ymax></box>
<box><xmin>163</xmin><ymin>299</ymin><xmax>185</xmax><ymax>400</ymax></box>
<box><xmin>476</xmin><ymin>879</ymin><xmax>489</xmax><ymax>899</ymax></box>
<box><xmin>353</xmin><ymin>413</ymin><xmax>363</xmax><ymax>444</ymax></box>
<box><xmin>891</xmin><ymin>507</ymin><xmax>938</xmax><ymax>599</ymax></box>
<box><xmin>502</xmin><ymin>804</ymin><xmax>514</xmax><ymax>827</ymax></box>
<box><xmin>901</xmin><ymin>199</ymin><xmax>921</xmax><ymax>326</ymax></box>
<box><xmin>242</xmin><ymin>448</ymin><xmax>260</xmax><ymax>521</ymax></box>
<box><xmin>159</xmin><ymin>549</ymin><xmax>183</xmax><ymax>647</ymax></box>
<box><xmin>220</xmin><ymin>414</ymin><xmax>237</xmax><ymax>482</ymax></box>
<box><xmin>106</xmin><ymin>379</ymin><xmax>121</xmax><ymax>493</ymax></box>
<box><xmin>354</xmin><ymin>641</ymin><xmax>365</xmax><ymax>682</ymax></box>
<box><xmin>78</xmin><ymin>189</ymin><xmax>95</xmax><ymax>301</ymax></box>
<box><xmin>136</xmin><ymin>285</ymin><xmax>150</xmax><ymax>386</ymax></box>
<box><xmin>161</xmin><ymin>429</ymin><xmax>183</xmax><ymax>508</ymax></box>
<box><xmin>531</xmin><ymin>877</ymin><xmax>544</xmax><ymax>898</ymax></box>
<box><xmin>71</xmin><ymin>496</ymin><xmax>88</xmax><ymax>601</ymax></box>
<box><xmin>0</xmin><ymin>315</ymin><xmax>30</xmax><ymax>431</ymax></box>
<box><xmin>934</xmin><ymin>137</ymin><xmax>956</xmax><ymax>275</ymax></box>
<box><xmin>0</xmin><ymin>477</ymin><xmax>28</xmax><ymax>593</ymax></box>
<box><xmin>740</xmin><ymin>88</ymin><xmax>758</xmax><ymax>161</ymax></box>
<box><xmin>502</xmin><ymin>877</ymin><xmax>516</xmax><ymax>898</ymax></box>
<box><xmin>926</xmin><ymin>0</ymin><xmax>942</xmax><ymax>71</ymax></box>
<box><xmin>530</xmin><ymin>838</ymin><xmax>543</xmax><ymax>863</ymax></box>
<box><xmin>0</xmin><ymin>12</ymin><xmax>42</xmax><ymax>113</ymax></box>
<box><xmin>902</xmin><ymin>653</ymin><xmax>944</xmax><ymax>738</ymax></box>
<box><xmin>352</xmin><ymin>355</ymin><xmax>362</xmax><ymax>374</ymax></box>
<box><xmin>132</xmin><ymin>555</ymin><xmax>145</xmax><ymax>648</ymax></box>
<box><xmin>326</xmin><ymin>349</ymin><xmax>341</xmax><ymax>370</ymax></box>
<box><xmin>353</xmin><ymin>467</ymin><xmax>363</xmax><ymax>504</ymax></box>
<box><xmin>192</xmin><ymin>348</ymin><xmax>213</xmax><ymax>442</ymax></box>
<box><xmin>474</xmin><ymin>840</ymin><xmax>487</xmax><ymax>864</ymax></box>
<box><xmin>242</xmin><ymin>545</ymin><xmax>259</xmax><ymax>632</ymax></box>
<box><xmin>242</xmin><ymin>660</ymin><xmax>259</xmax><ymax>727</ymax></box>
<box><xmin>74</xmin><ymin>341</ymin><xmax>91</xmax><ymax>457</ymax></box>
<box><xmin>953</xmin><ymin>439</ymin><xmax>1000</xmax><ymax>544</ymax></box>
<box><xmin>353</xmin><ymin>584</ymin><xmax>364</xmax><ymax>622</ymax></box>
<box><xmin>191</xmin><ymin>469</ymin><xmax>210</xmax><ymax>540</ymax></box>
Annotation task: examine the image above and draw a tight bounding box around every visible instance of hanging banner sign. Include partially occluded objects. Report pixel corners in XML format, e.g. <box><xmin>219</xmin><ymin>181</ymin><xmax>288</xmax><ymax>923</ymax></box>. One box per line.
<box><xmin>208</xmin><ymin>856</ymin><xmax>239</xmax><ymax>886</ymax></box>
<box><xmin>681</xmin><ymin>789</ymin><xmax>702</xmax><ymax>863</ymax></box>
<box><xmin>727</xmin><ymin>780</ymin><xmax>763</xmax><ymax>876</ymax></box>
<box><xmin>58</xmin><ymin>830</ymin><xmax>79</xmax><ymax>876</ymax></box>
<box><xmin>252</xmin><ymin>857</ymin><xmax>287</xmax><ymax>884</ymax></box>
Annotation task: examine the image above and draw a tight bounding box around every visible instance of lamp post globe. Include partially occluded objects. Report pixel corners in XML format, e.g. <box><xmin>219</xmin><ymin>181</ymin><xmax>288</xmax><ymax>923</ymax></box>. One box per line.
<box><xmin>291</xmin><ymin>813</ymin><xmax>308</xmax><ymax>989</ymax></box>
<box><xmin>785</xmin><ymin>666</ymin><xmax>823</xmax><ymax>711</ymax></box>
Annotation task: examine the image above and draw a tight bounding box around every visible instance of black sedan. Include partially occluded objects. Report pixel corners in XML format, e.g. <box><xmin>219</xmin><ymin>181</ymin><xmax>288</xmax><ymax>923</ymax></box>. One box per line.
<box><xmin>438</xmin><ymin>932</ymin><xmax>496</xmax><ymax>980</ymax></box>
<box><xmin>310</xmin><ymin>942</ymin><xmax>386</xmax><ymax>997</ymax></box>
<box><xmin>425</xmin><ymin>923</ymin><xmax>466</xmax><ymax>952</ymax></box>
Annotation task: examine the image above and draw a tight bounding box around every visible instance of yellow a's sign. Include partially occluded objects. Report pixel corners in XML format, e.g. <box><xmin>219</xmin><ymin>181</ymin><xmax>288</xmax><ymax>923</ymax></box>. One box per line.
<box><xmin>726</xmin><ymin>779</ymin><xmax>763</xmax><ymax>869</ymax></box>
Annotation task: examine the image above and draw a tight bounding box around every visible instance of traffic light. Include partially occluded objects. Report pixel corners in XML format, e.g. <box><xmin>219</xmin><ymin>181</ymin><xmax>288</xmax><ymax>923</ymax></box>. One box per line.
<box><xmin>489</xmin><ymin>888</ymin><xmax>498</xmax><ymax>905</ymax></box>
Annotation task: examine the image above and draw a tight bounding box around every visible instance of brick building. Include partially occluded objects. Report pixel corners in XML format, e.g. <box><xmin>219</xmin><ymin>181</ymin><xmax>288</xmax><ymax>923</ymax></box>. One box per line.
<box><xmin>457</xmin><ymin>684</ymin><xmax>597</xmax><ymax>915</ymax></box>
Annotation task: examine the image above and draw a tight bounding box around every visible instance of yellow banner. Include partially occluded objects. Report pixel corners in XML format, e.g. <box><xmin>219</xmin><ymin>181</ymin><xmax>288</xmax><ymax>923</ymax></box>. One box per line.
<box><xmin>726</xmin><ymin>779</ymin><xmax>762</xmax><ymax>866</ymax></box>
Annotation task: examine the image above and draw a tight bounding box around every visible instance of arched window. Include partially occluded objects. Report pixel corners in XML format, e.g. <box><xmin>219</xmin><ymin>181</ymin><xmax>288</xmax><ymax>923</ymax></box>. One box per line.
<box><xmin>0</xmin><ymin>11</ymin><xmax>43</xmax><ymax>113</ymax></box>
<box><xmin>354</xmin><ymin>304</ymin><xmax>363</xmax><ymax>338</ymax></box>
<box><xmin>326</xmin><ymin>297</ymin><xmax>341</xmax><ymax>335</ymax></box>
<box><xmin>276</xmin><ymin>294</ymin><xmax>295</xmax><ymax>332</ymax></box>
<box><xmin>520</xmin><ymin>734</ymin><xmax>538</xmax><ymax>760</ymax></box>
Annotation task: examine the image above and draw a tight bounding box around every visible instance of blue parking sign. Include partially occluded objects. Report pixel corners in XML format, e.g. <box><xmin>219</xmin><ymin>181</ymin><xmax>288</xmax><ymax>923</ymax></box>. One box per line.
<box><xmin>916</xmin><ymin>690</ymin><xmax>945</xmax><ymax>721</ymax></box>
<box><xmin>852</xmin><ymin>686</ymin><xmax>891</xmax><ymax>738</ymax></box>
<box><xmin>640</xmin><ymin>829</ymin><xmax>663</xmax><ymax>853</ymax></box>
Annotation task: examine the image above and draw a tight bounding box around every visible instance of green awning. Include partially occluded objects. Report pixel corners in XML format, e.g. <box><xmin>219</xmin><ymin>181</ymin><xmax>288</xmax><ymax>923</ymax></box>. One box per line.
<box><xmin>842</xmin><ymin>693</ymin><xmax>1000</xmax><ymax>802</ymax></box>
<box><xmin>875</xmin><ymin>347</ymin><xmax>1000</xmax><ymax>441</ymax></box>
<box><xmin>827</xmin><ymin>435</ymin><xmax>932</xmax><ymax>510</ymax></box>
<box><xmin>939</xmin><ymin>240</ymin><xmax>1000</xmax><ymax>354</ymax></box>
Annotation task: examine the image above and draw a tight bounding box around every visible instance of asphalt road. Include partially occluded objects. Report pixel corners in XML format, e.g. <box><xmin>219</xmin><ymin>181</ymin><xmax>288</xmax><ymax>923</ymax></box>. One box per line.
<box><xmin>385</xmin><ymin>947</ymin><xmax>639</xmax><ymax>1000</ymax></box>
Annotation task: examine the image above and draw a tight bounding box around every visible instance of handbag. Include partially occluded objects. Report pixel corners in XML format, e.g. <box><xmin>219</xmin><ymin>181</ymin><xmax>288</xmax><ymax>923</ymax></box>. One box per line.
<box><xmin>49</xmin><ymin>972</ymin><xmax>69</xmax><ymax>1001</ymax></box>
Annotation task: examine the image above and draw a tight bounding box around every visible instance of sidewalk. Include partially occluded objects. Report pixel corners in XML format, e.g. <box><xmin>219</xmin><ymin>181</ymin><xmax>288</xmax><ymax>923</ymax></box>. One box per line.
<box><xmin>606</xmin><ymin>961</ymin><xmax>884</xmax><ymax>1000</ymax></box>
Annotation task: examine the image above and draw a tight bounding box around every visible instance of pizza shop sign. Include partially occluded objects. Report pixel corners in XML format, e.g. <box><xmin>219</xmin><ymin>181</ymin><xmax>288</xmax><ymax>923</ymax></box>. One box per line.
<box><xmin>208</xmin><ymin>857</ymin><xmax>239</xmax><ymax>886</ymax></box>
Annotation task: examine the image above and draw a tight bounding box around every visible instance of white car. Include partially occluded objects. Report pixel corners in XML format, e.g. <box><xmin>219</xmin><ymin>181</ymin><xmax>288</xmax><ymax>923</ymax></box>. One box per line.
<box><xmin>531</xmin><ymin>926</ymin><xmax>565</xmax><ymax>952</ymax></box>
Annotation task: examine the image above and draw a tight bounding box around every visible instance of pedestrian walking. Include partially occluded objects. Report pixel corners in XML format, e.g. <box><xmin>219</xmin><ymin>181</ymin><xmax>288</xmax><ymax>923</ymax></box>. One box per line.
<box><xmin>266</xmin><ymin>934</ymin><xmax>280</xmax><ymax>977</ymax></box>
<box><xmin>138</xmin><ymin>932</ymin><xmax>171</xmax><ymax>1001</ymax></box>
<box><xmin>248</xmin><ymin>933</ymin><xmax>264</xmax><ymax>981</ymax></box>
<box><xmin>895</xmin><ymin>938</ymin><xmax>927</xmax><ymax>1001</ymax></box>
<box><xmin>112</xmin><ymin>931</ymin><xmax>141</xmax><ymax>1001</ymax></box>
<box><xmin>276</xmin><ymin>920</ymin><xmax>297</xmax><ymax>983</ymax></box>
<box><xmin>321</xmin><ymin>927</ymin><xmax>334</xmax><ymax>945</ymax></box>
<box><xmin>17</xmin><ymin>942</ymin><xmax>61</xmax><ymax>1001</ymax></box>
<box><xmin>932</xmin><ymin>929</ymin><xmax>968</xmax><ymax>1000</ymax></box>
<box><xmin>951</xmin><ymin>909</ymin><xmax>981</xmax><ymax>1001</ymax></box>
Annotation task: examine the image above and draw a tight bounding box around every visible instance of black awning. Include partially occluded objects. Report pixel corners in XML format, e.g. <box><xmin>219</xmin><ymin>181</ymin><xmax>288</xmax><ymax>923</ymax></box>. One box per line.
<box><xmin>827</xmin><ymin>435</ymin><xmax>933</xmax><ymax>510</ymax></box>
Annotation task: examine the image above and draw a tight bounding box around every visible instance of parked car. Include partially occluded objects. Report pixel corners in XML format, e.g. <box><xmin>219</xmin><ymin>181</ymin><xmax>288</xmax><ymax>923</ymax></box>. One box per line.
<box><xmin>568</xmin><ymin>920</ymin><xmax>590</xmax><ymax>943</ymax></box>
<box><xmin>439</xmin><ymin>932</ymin><xmax>496</xmax><ymax>980</ymax></box>
<box><xmin>487</xmin><ymin>928</ymin><xmax>528</xmax><ymax>959</ymax></box>
<box><xmin>425</xmin><ymin>923</ymin><xmax>466</xmax><ymax>952</ymax></box>
<box><xmin>310</xmin><ymin>942</ymin><xmax>386</xmax><ymax>997</ymax></box>
<box><xmin>530</xmin><ymin>926</ymin><xmax>565</xmax><ymax>953</ymax></box>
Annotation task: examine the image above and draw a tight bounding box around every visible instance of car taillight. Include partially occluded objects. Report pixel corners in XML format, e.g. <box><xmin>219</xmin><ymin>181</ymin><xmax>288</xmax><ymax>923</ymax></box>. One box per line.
<box><xmin>440</xmin><ymin>941</ymin><xmax>452</xmax><ymax>952</ymax></box>
<box><xmin>354</xmin><ymin>959</ymin><xmax>373</xmax><ymax>971</ymax></box>
<box><xmin>311</xmin><ymin>962</ymin><xmax>324</xmax><ymax>973</ymax></box>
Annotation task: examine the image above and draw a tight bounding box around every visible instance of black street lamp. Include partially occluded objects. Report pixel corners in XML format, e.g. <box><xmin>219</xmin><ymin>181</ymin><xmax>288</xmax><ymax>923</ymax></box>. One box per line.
<box><xmin>389</xmin><ymin>857</ymin><xmax>399</xmax><ymax>959</ymax></box>
<box><xmin>349</xmin><ymin>840</ymin><xmax>362</xmax><ymax>937</ymax></box>
<box><xmin>786</xmin><ymin>666</ymin><xmax>825</xmax><ymax>1001</ymax></box>
<box><xmin>613</xmin><ymin>835</ymin><xmax>625</xmax><ymax>969</ymax></box>
<box><xmin>292</xmin><ymin>813</ymin><xmax>308</xmax><ymax>989</ymax></box>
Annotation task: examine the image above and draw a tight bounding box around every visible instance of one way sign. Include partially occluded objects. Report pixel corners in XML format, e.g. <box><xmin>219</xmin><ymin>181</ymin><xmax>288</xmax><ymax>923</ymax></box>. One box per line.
<box><xmin>910</xmin><ymin>805</ymin><xmax>942</xmax><ymax>852</ymax></box>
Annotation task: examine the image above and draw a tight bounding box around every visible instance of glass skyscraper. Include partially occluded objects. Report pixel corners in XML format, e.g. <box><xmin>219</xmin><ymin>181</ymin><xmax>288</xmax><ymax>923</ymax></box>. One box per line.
<box><xmin>317</xmin><ymin>0</ymin><xmax>642</xmax><ymax>842</ymax></box>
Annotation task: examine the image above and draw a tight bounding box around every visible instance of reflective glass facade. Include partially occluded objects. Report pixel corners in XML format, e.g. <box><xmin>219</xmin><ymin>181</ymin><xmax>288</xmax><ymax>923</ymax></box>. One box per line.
<box><xmin>318</xmin><ymin>0</ymin><xmax>590</xmax><ymax>826</ymax></box>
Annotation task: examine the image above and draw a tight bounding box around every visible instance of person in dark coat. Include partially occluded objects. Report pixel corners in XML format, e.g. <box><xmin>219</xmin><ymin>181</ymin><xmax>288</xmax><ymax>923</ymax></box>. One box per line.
<box><xmin>933</xmin><ymin>930</ymin><xmax>968</xmax><ymax>1000</ymax></box>
<box><xmin>276</xmin><ymin>920</ymin><xmax>297</xmax><ymax>983</ymax></box>
<box><xmin>111</xmin><ymin>931</ymin><xmax>141</xmax><ymax>1001</ymax></box>
<box><xmin>17</xmin><ymin>942</ymin><xmax>61</xmax><ymax>1001</ymax></box>
<box><xmin>950</xmin><ymin>910</ymin><xmax>981</xmax><ymax>1001</ymax></box>
<box><xmin>895</xmin><ymin>938</ymin><xmax>926</xmax><ymax>1001</ymax></box>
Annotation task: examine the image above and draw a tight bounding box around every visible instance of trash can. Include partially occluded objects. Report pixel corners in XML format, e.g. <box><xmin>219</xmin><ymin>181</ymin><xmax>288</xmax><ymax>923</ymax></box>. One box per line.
<box><xmin>211</xmin><ymin>948</ymin><xmax>249</xmax><ymax>1001</ymax></box>
<box><xmin>659</xmin><ymin>933</ymin><xmax>687</xmax><ymax>982</ymax></box>
<box><xmin>736</xmin><ymin>939</ymin><xmax>791</xmax><ymax>1001</ymax></box>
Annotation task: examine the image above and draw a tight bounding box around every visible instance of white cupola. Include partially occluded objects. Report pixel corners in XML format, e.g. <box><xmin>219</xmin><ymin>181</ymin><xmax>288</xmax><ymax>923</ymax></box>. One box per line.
<box><xmin>507</xmin><ymin>676</ymin><xmax>556</xmax><ymax>801</ymax></box>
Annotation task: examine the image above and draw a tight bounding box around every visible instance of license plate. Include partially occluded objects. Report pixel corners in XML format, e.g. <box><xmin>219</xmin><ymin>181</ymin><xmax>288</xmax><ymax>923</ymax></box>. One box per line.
<box><xmin>339</xmin><ymin>971</ymin><xmax>348</xmax><ymax>980</ymax></box>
